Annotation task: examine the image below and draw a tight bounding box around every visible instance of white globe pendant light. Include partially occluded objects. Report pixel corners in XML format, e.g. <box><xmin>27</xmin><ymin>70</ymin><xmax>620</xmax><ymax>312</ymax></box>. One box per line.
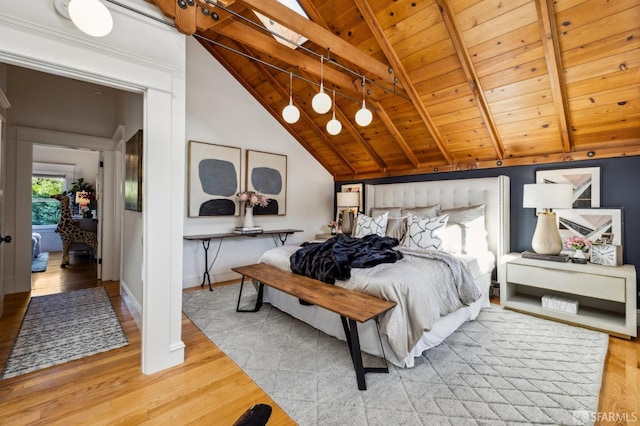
<box><xmin>326</xmin><ymin>90</ymin><xmax>342</xmax><ymax>135</ymax></box>
<box><xmin>68</xmin><ymin>0</ymin><xmax>113</xmax><ymax>38</ymax></box>
<box><xmin>355</xmin><ymin>101</ymin><xmax>373</xmax><ymax>127</ymax></box>
<box><xmin>282</xmin><ymin>72</ymin><xmax>300</xmax><ymax>124</ymax></box>
<box><xmin>312</xmin><ymin>56</ymin><xmax>332</xmax><ymax>114</ymax></box>
<box><xmin>355</xmin><ymin>76</ymin><xmax>373</xmax><ymax>127</ymax></box>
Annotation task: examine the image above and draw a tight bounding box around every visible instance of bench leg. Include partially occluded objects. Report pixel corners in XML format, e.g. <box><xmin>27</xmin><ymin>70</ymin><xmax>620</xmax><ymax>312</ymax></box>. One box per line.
<box><xmin>236</xmin><ymin>276</ymin><xmax>264</xmax><ymax>313</ymax></box>
<box><xmin>340</xmin><ymin>316</ymin><xmax>389</xmax><ymax>391</ymax></box>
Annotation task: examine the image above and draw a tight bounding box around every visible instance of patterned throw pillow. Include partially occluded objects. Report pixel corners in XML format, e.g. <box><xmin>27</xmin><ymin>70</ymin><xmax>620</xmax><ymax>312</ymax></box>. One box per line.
<box><xmin>354</xmin><ymin>212</ymin><xmax>389</xmax><ymax>238</ymax></box>
<box><xmin>402</xmin><ymin>214</ymin><xmax>449</xmax><ymax>250</ymax></box>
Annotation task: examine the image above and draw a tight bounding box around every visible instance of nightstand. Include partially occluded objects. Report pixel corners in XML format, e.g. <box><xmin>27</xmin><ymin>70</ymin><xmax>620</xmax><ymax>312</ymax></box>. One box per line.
<box><xmin>499</xmin><ymin>252</ymin><xmax>637</xmax><ymax>338</ymax></box>
<box><xmin>315</xmin><ymin>233</ymin><xmax>335</xmax><ymax>241</ymax></box>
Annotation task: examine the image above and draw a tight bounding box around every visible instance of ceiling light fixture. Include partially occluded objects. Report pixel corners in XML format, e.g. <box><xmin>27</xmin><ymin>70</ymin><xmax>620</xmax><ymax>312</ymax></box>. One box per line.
<box><xmin>326</xmin><ymin>90</ymin><xmax>342</xmax><ymax>136</ymax></box>
<box><xmin>282</xmin><ymin>72</ymin><xmax>300</xmax><ymax>124</ymax></box>
<box><xmin>311</xmin><ymin>56</ymin><xmax>331</xmax><ymax>114</ymax></box>
<box><xmin>355</xmin><ymin>76</ymin><xmax>373</xmax><ymax>127</ymax></box>
<box><xmin>68</xmin><ymin>0</ymin><xmax>113</xmax><ymax>37</ymax></box>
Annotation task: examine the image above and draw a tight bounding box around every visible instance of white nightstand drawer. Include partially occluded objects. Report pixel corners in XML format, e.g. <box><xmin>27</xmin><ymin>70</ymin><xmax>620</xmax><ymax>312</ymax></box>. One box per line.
<box><xmin>506</xmin><ymin>263</ymin><xmax>625</xmax><ymax>303</ymax></box>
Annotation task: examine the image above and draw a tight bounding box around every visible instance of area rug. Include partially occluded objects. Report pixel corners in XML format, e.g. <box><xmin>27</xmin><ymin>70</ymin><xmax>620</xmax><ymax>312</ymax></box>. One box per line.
<box><xmin>1</xmin><ymin>287</ymin><xmax>129</xmax><ymax>380</ymax></box>
<box><xmin>31</xmin><ymin>252</ymin><xmax>49</xmax><ymax>273</ymax></box>
<box><xmin>183</xmin><ymin>284</ymin><xmax>609</xmax><ymax>425</ymax></box>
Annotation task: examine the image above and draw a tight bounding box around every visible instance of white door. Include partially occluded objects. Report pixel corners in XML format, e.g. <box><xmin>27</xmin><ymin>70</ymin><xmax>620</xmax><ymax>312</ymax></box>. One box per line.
<box><xmin>96</xmin><ymin>153</ymin><xmax>104</xmax><ymax>280</ymax></box>
<box><xmin>0</xmin><ymin>116</ymin><xmax>9</xmax><ymax>319</ymax></box>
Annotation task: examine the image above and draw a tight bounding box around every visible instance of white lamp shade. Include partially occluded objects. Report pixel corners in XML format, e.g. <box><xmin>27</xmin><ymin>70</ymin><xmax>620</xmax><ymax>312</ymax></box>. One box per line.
<box><xmin>336</xmin><ymin>191</ymin><xmax>359</xmax><ymax>207</ymax></box>
<box><xmin>523</xmin><ymin>183</ymin><xmax>573</xmax><ymax>209</ymax></box>
<box><xmin>312</xmin><ymin>88</ymin><xmax>332</xmax><ymax>114</ymax></box>
<box><xmin>326</xmin><ymin>117</ymin><xmax>342</xmax><ymax>135</ymax></box>
<box><xmin>355</xmin><ymin>104</ymin><xmax>373</xmax><ymax>127</ymax></box>
<box><xmin>69</xmin><ymin>0</ymin><xmax>113</xmax><ymax>37</ymax></box>
<box><xmin>282</xmin><ymin>102</ymin><xmax>300</xmax><ymax>123</ymax></box>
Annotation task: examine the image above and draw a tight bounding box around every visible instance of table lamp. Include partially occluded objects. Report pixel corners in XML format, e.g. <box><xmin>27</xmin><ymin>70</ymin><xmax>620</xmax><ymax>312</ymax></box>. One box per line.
<box><xmin>523</xmin><ymin>183</ymin><xmax>573</xmax><ymax>255</ymax></box>
<box><xmin>336</xmin><ymin>192</ymin><xmax>360</xmax><ymax>235</ymax></box>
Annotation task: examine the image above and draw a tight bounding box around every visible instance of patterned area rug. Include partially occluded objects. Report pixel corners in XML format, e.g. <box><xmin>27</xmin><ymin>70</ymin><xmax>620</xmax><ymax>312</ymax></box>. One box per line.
<box><xmin>31</xmin><ymin>252</ymin><xmax>49</xmax><ymax>273</ymax></box>
<box><xmin>1</xmin><ymin>287</ymin><xmax>129</xmax><ymax>380</ymax></box>
<box><xmin>183</xmin><ymin>285</ymin><xmax>608</xmax><ymax>425</ymax></box>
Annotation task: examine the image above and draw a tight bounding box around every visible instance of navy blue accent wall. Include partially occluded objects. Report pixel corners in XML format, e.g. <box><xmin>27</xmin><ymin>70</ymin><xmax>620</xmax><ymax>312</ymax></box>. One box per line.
<box><xmin>336</xmin><ymin>156</ymin><xmax>640</xmax><ymax>304</ymax></box>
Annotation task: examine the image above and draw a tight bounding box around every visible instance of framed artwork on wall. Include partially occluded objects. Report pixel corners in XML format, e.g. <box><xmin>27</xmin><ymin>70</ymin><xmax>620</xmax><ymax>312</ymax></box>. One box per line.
<box><xmin>555</xmin><ymin>208</ymin><xmax>623</xmax><ymax>252</ymax></box>
<box><xmin>188</xmin><ymin>141</ymin><xmax>241</xmax><ymax>217</ymax></box>
<box><xmin>341</xmin><ymin>183</ymin><xmax>363</xmax><ymax>212</ymax></box>
<box><xmin>246</xmin><ymin>150</ymin><xmax>287</xmax><ymax>215</ymax></box>
<box><xmin>536</xmin><ymin>167</ymin><xmax>601</xmax><ymax>209</ymax></box>
<box><xmin>124</xmin><ymin>129</ymin><xmax>143</xmax><ymax>212</ymax></box>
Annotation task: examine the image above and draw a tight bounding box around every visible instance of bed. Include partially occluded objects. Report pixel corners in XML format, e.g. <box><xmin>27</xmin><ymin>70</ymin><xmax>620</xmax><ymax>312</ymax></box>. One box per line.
<box><xmin>258</xmin><ymin>176</ymin><xmax>510</xmax><ymax>368</ymax></box>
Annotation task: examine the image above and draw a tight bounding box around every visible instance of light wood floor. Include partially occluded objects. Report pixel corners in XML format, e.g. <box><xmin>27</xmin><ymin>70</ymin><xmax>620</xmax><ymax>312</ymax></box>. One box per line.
<box><xmin>1</xmin><ymin>253</ymin><xmax>638</xmax><ymax>425</ymax></box>
<box><xmin>0</xmin><ymin>252</ymin><xmax>294</xmax><ymax>425</ymax></box>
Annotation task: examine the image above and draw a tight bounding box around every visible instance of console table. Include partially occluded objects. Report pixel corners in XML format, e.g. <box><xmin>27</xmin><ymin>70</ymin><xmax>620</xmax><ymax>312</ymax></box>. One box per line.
<box><xmin>184</xmin><ymin>229</ymin><xmax>303</xmax><ymax>291</ymax></box>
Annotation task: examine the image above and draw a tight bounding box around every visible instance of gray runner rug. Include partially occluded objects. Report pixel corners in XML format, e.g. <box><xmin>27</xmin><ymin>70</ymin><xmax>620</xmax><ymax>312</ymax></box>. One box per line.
<box><xmin>1</xmin><ymin>287</ymin><xmax>129</xmax><ymax>380</ymax></box>
<box><xmin>183</xmin><ymin>284</ymin><xmax>608</xmax><ymax>426</ymax></box>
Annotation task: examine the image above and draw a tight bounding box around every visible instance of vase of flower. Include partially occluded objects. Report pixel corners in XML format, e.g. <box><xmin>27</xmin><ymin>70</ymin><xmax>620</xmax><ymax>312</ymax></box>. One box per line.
<box><xmin>237</xmin><ymin>191</ymin><xmax>268</xmax><ymax>230</ymax></box>
<box><xmin>565</xmin><ymin>236</ymin><xmax>591</xmax><ymax>264</ymax></box>
<box><xmin>243</xmin><ymin>206</ymin><xmax>254</xmax><ymax>228</ymax></box>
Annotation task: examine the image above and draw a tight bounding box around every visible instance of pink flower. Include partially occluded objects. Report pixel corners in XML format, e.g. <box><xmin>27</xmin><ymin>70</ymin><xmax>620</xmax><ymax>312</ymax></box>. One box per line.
<box><xmin>236</xmin><ymin>191</ymin><xmax>269</xmax><ymax>208</ymax></box>
<box><xmin>565</xmin><ymin>236</ymin><xmax>592</xmax><ymax>251</ymax></box>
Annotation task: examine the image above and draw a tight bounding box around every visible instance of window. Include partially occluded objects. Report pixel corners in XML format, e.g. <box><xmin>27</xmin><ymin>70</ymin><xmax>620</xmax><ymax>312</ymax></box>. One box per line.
<box><xmin>32</xmin><ymin>176</ymin><xmax>65</xmax><ymax>225</ymax></box>
<box><xmin>254</xmin><ymin>0</ymin><xmax>309</xmax><ymax>49</ymax></box>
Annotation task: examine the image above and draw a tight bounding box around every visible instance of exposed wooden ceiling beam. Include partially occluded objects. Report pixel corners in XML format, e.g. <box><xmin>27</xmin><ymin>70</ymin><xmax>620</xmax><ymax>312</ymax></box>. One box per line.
<box><xmin>536</xmin><ymin>0</ymin><xmax>573</xmax><ymax>152</ymax></box>
<box><xmin>371</xmin><ymin>100</ymin><xmax>421</xmax><ymax>169</ymax></box>
<box><xmin>437</xmin><ymin>0</ymin><xmax>506</xmax><ymax>160</ymax></box>
<box><xmin>234</xmin><ymin>0</ymin><xmax>400</xmax><ymax>89</ymax></box>
<box><xmin>206</xmin><ymin>20</ymin><xmax>383</xmax><ymax>100</ymax></box>
<box><xmin>354</xmin><ymin>0</ymin><xmax>454</xmax><ymax>165</ymax></box>
<box><xmin>194</xmin><ymin>0</ymin><xmax>236</xmax><ymax>32</ymax></box>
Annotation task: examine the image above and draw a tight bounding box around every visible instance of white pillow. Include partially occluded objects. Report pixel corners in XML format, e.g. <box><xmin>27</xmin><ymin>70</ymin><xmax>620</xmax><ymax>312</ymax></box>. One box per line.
<box><xmin>354</xmin><ymin>211</ymin><xmax>389</xmax><ymax>238</ymax></box>
<box><xmin>437</xmin><ymin>204</ymin><xmax>488</xmax><ymax>255</ymax></box>
<box><xmin>403</xmin><ymin>214</ymin><xmax>449</xmax><ymax>250</ymax></box>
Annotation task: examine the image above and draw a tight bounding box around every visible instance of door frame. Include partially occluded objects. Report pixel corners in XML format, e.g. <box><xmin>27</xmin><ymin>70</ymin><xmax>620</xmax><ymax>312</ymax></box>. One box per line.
<box><xmin>0</xmin><ymin>2</ymin><xmax>186</xmax><ymax>374</ymax></box>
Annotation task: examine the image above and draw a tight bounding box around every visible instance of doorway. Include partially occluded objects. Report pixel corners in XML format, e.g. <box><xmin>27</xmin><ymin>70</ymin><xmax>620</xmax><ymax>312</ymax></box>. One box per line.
<box><xmin>31</xmin><ymin>146</ymin><xmax>102</xmax><ymax>289</ymax></box>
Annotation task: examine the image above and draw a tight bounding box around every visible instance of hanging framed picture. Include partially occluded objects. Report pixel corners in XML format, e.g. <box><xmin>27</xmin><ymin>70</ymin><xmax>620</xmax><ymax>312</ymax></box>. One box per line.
<box><xmin>188</xmin><ymin>141</ymin><xmax>241</xmax><ymax>217</ymax></box>
<box><xmin>124</xmin><ymin>129</ymin><xmax>143</xmax><ymax>212</ymax></box>
<box><xmin>536</xmin><ymin>167</ymin><xmax>601</xmax><ymax>209</ymax></box>
<box><xmin>555</xmin><ymin>208</ymin><xmax>623</xmax><ymax>253</ymax></box>
<box><xmin>246</xmin><ymin>150</ymin><xmax>287</xmax><ymax>215</ymax></box>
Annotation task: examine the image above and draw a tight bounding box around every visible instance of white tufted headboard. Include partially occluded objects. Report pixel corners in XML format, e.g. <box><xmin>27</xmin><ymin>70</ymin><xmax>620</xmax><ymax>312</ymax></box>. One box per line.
<box><xmin>365</xmin><ymin>176</ymin><xmax>510</xmax><ymax>275</ymax></box>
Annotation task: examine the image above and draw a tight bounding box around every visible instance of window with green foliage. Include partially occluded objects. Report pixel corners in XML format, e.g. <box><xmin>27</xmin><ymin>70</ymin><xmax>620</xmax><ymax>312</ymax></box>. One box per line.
<box><xmin>32</xmin><ymin>177</ymin><xmax>65</xmax><ymax>225</ymax></box>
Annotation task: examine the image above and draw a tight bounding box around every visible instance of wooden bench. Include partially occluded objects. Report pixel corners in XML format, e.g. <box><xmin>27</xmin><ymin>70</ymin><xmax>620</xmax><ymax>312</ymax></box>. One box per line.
<box><xmin>231</xmin><ymin>263</ymin><xmax>397</xmax><ymax>390</ymax></box>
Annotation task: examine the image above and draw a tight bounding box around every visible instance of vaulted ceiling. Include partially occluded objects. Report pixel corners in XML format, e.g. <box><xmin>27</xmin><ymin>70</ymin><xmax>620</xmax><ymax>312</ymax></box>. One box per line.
<box><xmin>149</xmin><ymin>0</ymin><xmax>640</xmax><ymax>181</ymax></box>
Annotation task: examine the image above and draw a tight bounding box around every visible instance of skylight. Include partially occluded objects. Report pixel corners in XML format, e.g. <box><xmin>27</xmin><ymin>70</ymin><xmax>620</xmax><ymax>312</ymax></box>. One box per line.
<box><xmin>254</xmin><ymin>0</ymin><xmax>309</xmax><ymax>50</ymax></box>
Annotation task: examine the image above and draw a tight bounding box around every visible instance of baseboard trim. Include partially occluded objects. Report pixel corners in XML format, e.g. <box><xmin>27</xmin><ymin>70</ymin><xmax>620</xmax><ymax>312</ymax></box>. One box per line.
<box><xmin>120</xmin><ymin>280</ymin><xmax>142</xmax><ymax>330</ymax></box>
<box><xmin>182</xmin><ymin>271</ymin><xmax>241</xmax><ymax>289</ymax></box>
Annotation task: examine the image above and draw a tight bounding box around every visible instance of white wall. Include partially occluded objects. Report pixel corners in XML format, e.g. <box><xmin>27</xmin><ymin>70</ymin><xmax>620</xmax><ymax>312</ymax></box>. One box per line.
<box><xmin>33</xmin><ymin>145</ymin><xmax>100</xmax><ymax>189</ymax></box>
<box><xmin>182</xmin><ymin>38</ymin><xmax>334</xmax><ymax>288</ymax></box>
<box><xmin>120</xmin><ymin>93</ymin><xmax>144</xmax><ymax>306</ymax></box>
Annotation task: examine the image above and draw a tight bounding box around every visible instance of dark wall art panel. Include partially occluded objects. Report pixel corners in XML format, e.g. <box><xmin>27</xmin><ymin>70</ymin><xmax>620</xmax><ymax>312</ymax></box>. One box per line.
<box><xmin>188</xmin><ymin>141</ymin><xmax>241</xmax><ymax>217</ymax></box>
<box><xmin>124</xmin><ymin>129</ymin><xmax>143</xmax><ymax>212</ymax></box>
<box><xmin>246</xmin><ymin>150</ymin><xmax>287</xmax><ymax>216</ymax></box>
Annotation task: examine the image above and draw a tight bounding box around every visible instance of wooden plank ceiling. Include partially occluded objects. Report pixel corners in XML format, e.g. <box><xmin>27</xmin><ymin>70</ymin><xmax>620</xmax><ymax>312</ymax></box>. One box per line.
<box><xmin>150</xmin><ymin>0</ymin><xmax>640</xmax><ymax>180</ymax></box>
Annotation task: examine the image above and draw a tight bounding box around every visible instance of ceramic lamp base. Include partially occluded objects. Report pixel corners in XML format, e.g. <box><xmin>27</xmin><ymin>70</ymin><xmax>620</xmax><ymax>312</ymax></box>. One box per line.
<box><xmin>531</xmin><ymin>211</ymin><xmax>563</xmax><ymax>255</ymax></box>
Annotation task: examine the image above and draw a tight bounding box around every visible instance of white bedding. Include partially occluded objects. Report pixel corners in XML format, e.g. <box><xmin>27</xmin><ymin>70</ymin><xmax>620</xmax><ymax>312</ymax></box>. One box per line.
<box><xmin>258</xmin><ymin>243</ymin><xmax>494</xmax><ymax>367</ymax></box>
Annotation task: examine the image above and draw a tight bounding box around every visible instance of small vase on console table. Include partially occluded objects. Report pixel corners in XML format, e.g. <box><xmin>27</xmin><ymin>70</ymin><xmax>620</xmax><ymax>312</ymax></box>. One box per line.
<box><xmin>243</xmin><ymin>206</ymin><xmax>254</xmax><ymax>228</ymax></box>
<box><xmin>572</xmin><ymin>250</ymin><xmax>587</xmax><ymax>264</ymax></box>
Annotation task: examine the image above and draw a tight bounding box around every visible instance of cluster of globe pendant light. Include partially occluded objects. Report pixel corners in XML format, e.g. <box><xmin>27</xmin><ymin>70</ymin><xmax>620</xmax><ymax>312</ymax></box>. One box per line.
<box><xmin>282</xmin><ymin>56</ymin><xmax>373</xmax><ymax>135</ymax></box>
